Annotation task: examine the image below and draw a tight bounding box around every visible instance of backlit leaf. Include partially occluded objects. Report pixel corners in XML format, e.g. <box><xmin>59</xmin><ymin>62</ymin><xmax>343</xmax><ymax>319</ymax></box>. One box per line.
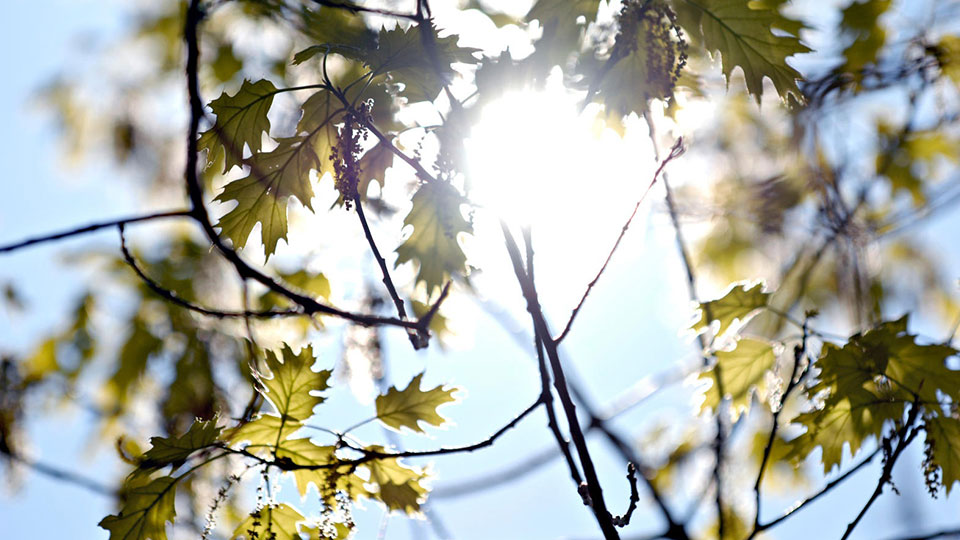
<box><xmin>838</xmin><ymin>0</ymin><xmax>891</xmax><ymax>75</ymax></box>
<box><xmin>674</xmin><ymin>0</ymin><xmax>809</xmax><ymax>102</ymax></box>
<box><xmin>365</xmin><ymin>447</ymin><xmax>429</xmax><ymax>514</ymax></box>
<box><xmin>141</xmin><ymin>418</ymin><xmax>222</xmax><ymax>469</ymax></box>
<box><xmin>232</xmin><ymin>503</ymin><xmax>306</xmax><ymax>540</ymax></box>
<box><xmin>926</xmin><ymin>415</ymin><xmax>960</xmax><ymax>496</ymax></box>
<box><xmin>395</xmin><ymin>181</ymin><xmax>472</xmax><ymax>295</ymax></box>
<box><xmin>699</xmin><ymin>338</ymin><xmax>777</xmax><ymax>420</ymax></box>
<box><xmin>258</xmin><ymin>344</ymin><xmax>331</xmax><ymax>423</ymax></box>
<box><xmin>375</xmin><ymin>372</ymin><xmax>459</xmax><ymax>433</ymax></box>
<box><xmin>99</xmin><ymin>476</ymin><xmax>177</xmax><ymax>540</ymax></box>
<box><xmin>214</xmin><ymin>136</ymin><xmax>318</xmax><ymax>257</ymax></box>
<box><xmin>691</xmin><ymin>281</ymin><xmax>770</xmax><ymax>337</ymax></box>
<box><xmin>199</xmin><ymin>79</ymin><xmax>278</xmax><ymax>173</ymax></box>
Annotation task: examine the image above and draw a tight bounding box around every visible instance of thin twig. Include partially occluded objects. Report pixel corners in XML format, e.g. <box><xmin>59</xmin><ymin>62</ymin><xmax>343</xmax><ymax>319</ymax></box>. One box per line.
<box><xmin>612</xmin><ymin>463</ymin><xmax>640</xmax><ymax>527</ymax></box>
<box><xmin>118</xmin><ymin>225</ymin><xmax>299</xmax><ymax>320</ymax></box>
<box><xmin>354</xmin><ymin>196</ymin><xmax>427</xmax><ymax>348</ymax></box>
<box><xmin>526</xmin><ymin>229</ymin><xmax>584</xmax><ymax>489</ymax></box>
<box><xmin>756</xmin><ymin>446</ymin><xmax>882</xmax><ymax>533</ymax></box>
<box><xmin>311</xmin><ymin>0</ymin><xmax>418</xmax><ymax>21</ymax></box>
<box><xmin>0</xmin><ymin>209</ymin><xmax>191</xmax><ymax>255</ymax></box>
<box><xmin>882</xmin><ymin>528</ymin><xmax>960</xmax><ymax>540</ymax></box>
<box><xmin>554</xmin><ymin>138</ymin><xmax>685</xmax><ymax>344</ymax></box>
<box><xmin>841</xmin><ymin>407</ymin><xmax>923</xmax><ymax>540</ymax></box>
<box><xmin>749</xmin><ymin>321</ymin><xmax>811</xmax><ymax>538</ymax></box>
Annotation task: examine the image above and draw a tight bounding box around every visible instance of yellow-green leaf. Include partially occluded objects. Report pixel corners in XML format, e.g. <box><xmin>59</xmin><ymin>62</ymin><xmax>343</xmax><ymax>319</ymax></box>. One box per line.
<box><xmin>691</xmin><ymin>282</ymin><xmax>770</xmax><ymax>337</ymax></box>
<box><xmin>839</xmin><ymin>0</ymin><xmax>890</xmax><ymax>75</ymax></box>
<box><xmin>699</xmin><ymin>338</ymin><xmax>777</xmax><ymax>420</ymax></box>
<box><xmin>141</xmin><ymin>419</ymin><xmax>222</xmax><ymax>469</ymax></box>
<box><xmin>232</xmin><ymin>503</ymin><xmax>306</xmax><ymax>540</ymax></box>
<box><xmin>375</xmin><ymin>372</ymin><xmax>459</xmax><ymax>433</ymax></box>
<box><xmin>926</xmin><ymin>416</ymin><xmax>960</xmax><ymax>496</ymax></box>
<box><xmin>364</xmin><ymin>24</ymin><xmax>479</xmax><ymax>103</ymax></box>
<box><xmin>675</xmin><ymin>0</ymin><xmax>809</xmax><ymax>102</ymax></box>
<box><xmin>99</xmin><ymin>476</ymin><xmax>177</xmax><ymax>540</ymax></box>
<box><xmin>199</xmin><ymin>79</ymin><xmax>278</xmax><ymax>173</ymax></box>
<box><xmin>395</xmin><ymin>181</ymin><xmax>472</xmax><ymax>296</ymax></box>
<box><xmin>214</xmin><ymin>136</ymin><xmax>318</xmax><ymax>257</ymax></box>
<box><xmin>258</xmin><ymin>344</ymin><xmax>331</xmax><ymax>423</ymax></box>
<box><xmin>366</xmin><ymin>448</ymin><xmax>429</xmax><ymax>514</ymax></box>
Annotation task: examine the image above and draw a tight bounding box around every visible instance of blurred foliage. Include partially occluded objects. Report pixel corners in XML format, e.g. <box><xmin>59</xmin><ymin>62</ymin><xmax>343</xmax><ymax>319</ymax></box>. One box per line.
<box><xmin>3</xmin><ymin>0</ymin><xmax>960</xmax><ymax>539</ymax></box>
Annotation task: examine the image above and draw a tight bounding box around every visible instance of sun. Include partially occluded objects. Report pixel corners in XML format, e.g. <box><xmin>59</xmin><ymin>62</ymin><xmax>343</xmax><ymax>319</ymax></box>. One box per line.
<box><xmin>463</xmin><ymin>77</ymin><xmax>661</xmax><ymax>304</ymax></box>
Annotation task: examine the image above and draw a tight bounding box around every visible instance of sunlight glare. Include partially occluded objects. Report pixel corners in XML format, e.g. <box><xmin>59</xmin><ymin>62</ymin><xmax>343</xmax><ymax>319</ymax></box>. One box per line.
<box><xmin>465</xmin><ymin>80</ymin><xmax>659</xmax><ymax>311</ymax></box>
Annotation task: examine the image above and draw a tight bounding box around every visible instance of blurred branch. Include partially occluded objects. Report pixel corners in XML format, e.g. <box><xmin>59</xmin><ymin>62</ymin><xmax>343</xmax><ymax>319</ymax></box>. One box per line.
<box><xmin>644</xmin><ymin>111</ymin><xmax>726</xmax><ymax>538</ymax></box>
<box><xmin>3</xmin><ymin>451</ymin><xmax>115</xmax><ymax>497</ymax></box>
<box><xmin>0</xmin><ymin>209</ymin><xmax>191</xmax><ymax>255</ymax></box>
<box><xmin>883</xmin><ymin>528</ymin><xmax>960</xmax><ymax>540</ymax></box>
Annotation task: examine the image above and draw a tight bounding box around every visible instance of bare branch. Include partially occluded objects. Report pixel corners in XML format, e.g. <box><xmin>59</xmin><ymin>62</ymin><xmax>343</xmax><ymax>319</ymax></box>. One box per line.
<box><xmin>119</xmin><ymin>225</ymin><xmax>300</xmax><ymax>320</ymax></box>
<box><xmin>554</xmin><ymin>138</ymin><xmax>684</xmax><ymax>344</ymax></box>
<box><xmin>757</xmin><ymin>446</ymin><xmax>882</xmax><ymax>533</ymax></box>
<box><xmin>0</xmin><ymin>209</ymin><xmax>191</xmax><ymax>255</ymax></box>
<box><xmin>612</xmin><ymin>463</ymin><xmax>640</xmax><ymax>527</ymax></box>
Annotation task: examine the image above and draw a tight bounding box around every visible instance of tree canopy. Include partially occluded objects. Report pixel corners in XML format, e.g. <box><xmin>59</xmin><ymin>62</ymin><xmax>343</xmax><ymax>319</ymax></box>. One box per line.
<box><xmin>2</xmin><ymin>1</ymin><xmax>960</xmax><ymax>539</ymax></box>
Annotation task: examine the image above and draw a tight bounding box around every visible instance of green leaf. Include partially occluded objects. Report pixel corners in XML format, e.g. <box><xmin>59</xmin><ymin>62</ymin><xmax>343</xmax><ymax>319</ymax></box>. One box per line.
<box><xmin>214</xmin><ymin>135</ymin><xmax>318</xmax><ymax>257</ymax></box>
<box><xmin>99</xmin><ymin>476</ymin><xmax>177</xmax><ymax>540</ymax></box>
<box><xmin>789</xmin><ymin>317</ymin><xmax>958</xmax><ymax>472</ymax></box>
<box><xmin>259</xmin><ymin>270</ymin><xmax>331</xmax><ymax>310</ymax></box>
<box><xmin>107</xmin><ymin>314</ymin><xmax>165</xmax><ymax>407</ymax></box>
<box><xmin>375</xmin><ymin>372</ymin><xmax>459</xmax><ymax>433</ymax></box>
<box><xmin>877</xmin><ymin>123</ymin><xmax>960</xmax><ymax>207</ymax></box>
<box><xmin>699</xmin><ymin>338</ymin><xmax>777</xmax><ymax>420</ymax></box>
<box><xmin>934</xmin><ymin>35</ymin><xmax>960</xmax><ymax>84</ymax></box>
<box><xmin>363</xmin><ymin>24</ymin><xmax>479</xmax><ymax>102</ymax></box>
<box><xmin>926</xmin><ymin>415</ymin><xmax>960</xmax><ymax>495</ymax></box>
<box><xmin>293</xmin><ymin>4</ymin><xmax>377</xmax><ymax>64</ymax></box>
<box><xmin>395</xmin><ymin>181</ymin><xmax>472</xmax><ymax>295</ymax></box>
<box><xmin>141</xmin><ymin>419</ymin><xmax>222</xmax><ymax>469</ymax></box>
<box><xmin>258</xmin><ymin>344</ymin><xmax>331</xmax><ymax>423</ymax></box>
<box><xmin>366</xmin><ymin>448</ymin><xmax>429</xmax><ymax>514</ymax></box>
<box><xmin>211</xmin><ymin>44</ymin><xmax>243</xmax><ymax>83</ymax></box>
<box><xmin>691</xmin><ymin>282</ymin><xmax>770</xmax><ymax>337</ymax></box>
<box><xmin>199</xmin><ymin>79</ymin><xmax>278</xmax><ymax>173</ymax></box>
<box><xmin>273</xmin><ymin>438</ymin><xmax>371</xmax><ymax>500</ymax></box>
<box><xmin>232</xmin><ymin>503</ymin><xmax>307</xmax><ymax>540</ymax></box>
<box><xmin>525</xmin><ymin>0</ymin><xmax>599</xmax><ymax>75</ymax></box>
<box><xmin>227</xmin><ymin>415</ymin><xmax>301</xmax><ymax>449</ymax></box>
<box><xmin>838</xmin><ymin>0</ymin><xmax>891</xmax><ymax>75</ymax></box>
<box><xmin>674</xmin><ymin>0</ymin><xmax>809</xmax><ymax>102</ymax></box>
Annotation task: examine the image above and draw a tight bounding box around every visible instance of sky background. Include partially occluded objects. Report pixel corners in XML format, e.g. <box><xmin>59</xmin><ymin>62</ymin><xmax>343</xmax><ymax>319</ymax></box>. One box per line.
<box><xmin>2</xmin><ymin>1</ymin><xmax>960</xmax><ymax>539</ymax></box>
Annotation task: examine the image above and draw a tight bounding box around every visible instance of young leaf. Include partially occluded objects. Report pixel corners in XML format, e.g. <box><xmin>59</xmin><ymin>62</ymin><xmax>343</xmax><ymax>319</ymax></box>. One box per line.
<box><xmin>215</xmin><ymin>135</ymin><xmax>318</xmax><ymax>258</ymax></box>
<box><xmin>227</xmin><ymin>415</ymin><xmax>301</xmax><ymax>450</ymax></box>
<box><xmin>258</xmin><ymin>344</ymin><xmax>331</xmax><ymax>423</ymax></box>
<box><xmin>690</xmin><ymin>281</ymin><xmax>770</xmax><ymax>337</ymax></box>
<box><xmin>141</xmin><ymin>418</ymin><xmax>222</xmax><ymax>469</ymax></box>
<box><xmin>198</xmin><ymin>79</ymin><xmax>278</xmax><ymax>173</ymax></box>
<box><xmin>375</xmin><ymin>372</ymin><xmax>459</xmax><ymax>433</ymax></box>
<box><xmin>674</xmin><ymin>0</ymin><xmax>809</xmax><ymax>102</ymax></box>
<box><xmin>99</xmin><ymin>476</ymin><xmax>178</xmax><ymax>540</ymax></box>
<box><xmin>838</xmin><ymin>0</ymin><xmax>891</xmax><ymax>75</ymax></box>
<box><xmin>698</xmin><ymin>338</ymin><xmax>776</xmax><ymax>420</ymax></box>
<box><xmin>363</xmin><ymin>24</ymin><xmax>479</xmax><ymax>103</ymax></box>
<box><xmin>366</xmin><ymin>448</ymin><xmax>429</xmax><ymax>514</ymax></box>
<box><xmin>232</xmin><ymin>503</ymin><xmax>307</xmax><ymax>540</ymax></box>
<box><xmin>395</xmin><ymin>181</ymin><xmax>472</xmax><ymax>295</ymax></box>
<box><xmin>925</xmin><ymin>415</ymin><xmax>960</xmax><ymax>495</ymax></box>
<box><xmin>272</xmin><ymin>438</ymin><xmax>369</xmax><ymax>499</ymax></box>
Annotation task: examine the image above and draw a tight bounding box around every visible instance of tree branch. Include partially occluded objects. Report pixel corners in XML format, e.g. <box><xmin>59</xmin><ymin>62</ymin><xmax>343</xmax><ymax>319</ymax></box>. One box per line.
<box><xmin>118</xmin><ymin>224</ymin><xmax>299</xmax><ymax>320</ymax></box>
<box><xmin>554</xmin><ymin>138</ymin><xmax>684</xmax><ymax>344</ymax></box>
<box><xmin>0</xmin><ymin>209</ymin><xmax>191</xmax><ymax>255</ymax></box>
<box><xmin>756</xmin><ymin>446</ymin><xmax>882</xmax><ymax>533</ymax></box>
<box><xmin>841</xmin><ymin>406</ymin><xmax>923</xmax><ymax>540</ymax></box>
<box><xmin>501</xmin><ymin>221</ymin><xmax>620</xmax><ymax>540</ymax></box>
